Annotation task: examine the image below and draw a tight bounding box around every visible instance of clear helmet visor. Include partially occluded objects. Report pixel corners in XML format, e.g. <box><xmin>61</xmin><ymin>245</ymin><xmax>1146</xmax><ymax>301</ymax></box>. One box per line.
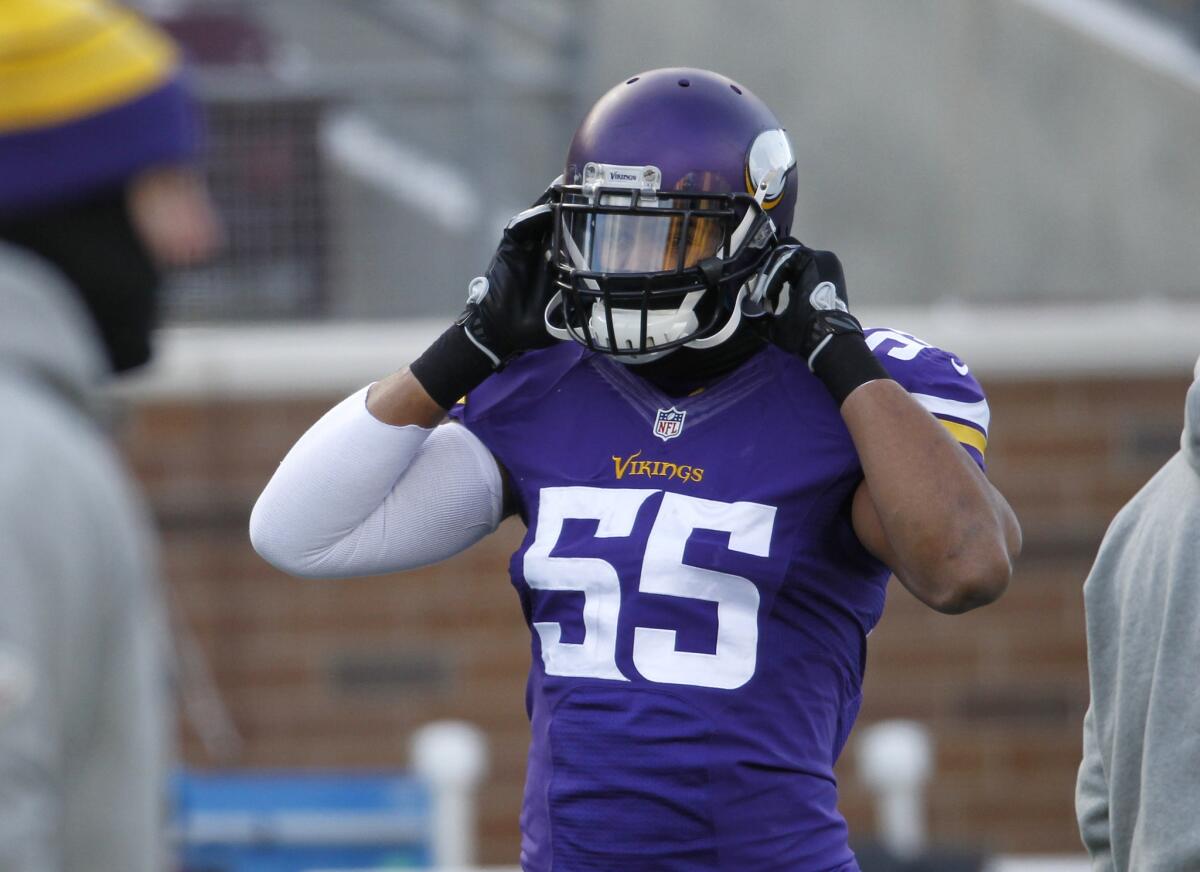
<box><xmin>571</xmin><ymin>198</ymin><xmax>725</xmax><ymax>273</ymax></box>
<box><xmin>564</xmin><ymin>168</ymin><xmax>737</xmax><ymax>274</ymax></box>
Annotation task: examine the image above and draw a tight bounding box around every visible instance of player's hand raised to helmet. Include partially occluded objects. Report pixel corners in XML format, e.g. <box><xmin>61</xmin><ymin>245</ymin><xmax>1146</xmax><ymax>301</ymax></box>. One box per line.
<box><xmin>755</xmin><ymin>239</ymin><xmax>859</xmax><ymax>366</ymax></box>
<box><xmin>409</xmin><ymin>184</ymin><xmax>561</xmax><ymax>410</ymax></box>
<box><xmin>457</xmin><ymin>187</ymin><xmax>559</xmax><ymax>367</ymax></box>
<box><xmin>755</xmin><ymin>238</ymin><xmax>890</xmax><ymax>405</ymax></box>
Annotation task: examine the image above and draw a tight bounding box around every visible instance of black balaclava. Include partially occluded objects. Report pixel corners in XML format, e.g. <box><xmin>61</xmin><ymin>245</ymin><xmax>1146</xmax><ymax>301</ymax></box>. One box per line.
<box><xmin>0</xmin><ymin>186</ymin><xmax>161</xmax><ymax>373</ymax></box>
<box><xmin>632</xmin><ymin>319</ymin><xmax>768</xmax><ymax>397</ymax></box>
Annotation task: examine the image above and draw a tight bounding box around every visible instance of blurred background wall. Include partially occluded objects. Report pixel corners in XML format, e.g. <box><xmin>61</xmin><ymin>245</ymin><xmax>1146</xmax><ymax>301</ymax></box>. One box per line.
<box><xmin>144</xmin><ymin>0</ymin><xmax>1200</xmax><ymax>322</ymax></box>
<box><xmin>113</xmin><ymin>0</ymin><xmax>1199</xmax><ymax>864</ymax></box>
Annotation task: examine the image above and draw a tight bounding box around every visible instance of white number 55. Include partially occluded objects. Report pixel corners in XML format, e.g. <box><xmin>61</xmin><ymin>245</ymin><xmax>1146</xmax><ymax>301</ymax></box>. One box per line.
<box><xmin>523</xmin><ymin>486</ymin><xmax>776</xmax><ymax>690</ymax></box>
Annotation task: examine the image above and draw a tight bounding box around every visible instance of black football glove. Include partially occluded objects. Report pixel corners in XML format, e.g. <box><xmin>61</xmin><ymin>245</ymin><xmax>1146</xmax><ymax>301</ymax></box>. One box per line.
<box><xmin>455</xmin><ymin>200</ymin><xmax>556</xmax><ymax>367</ymax></box>
<box><xmin>756</xmin><ymin>239</ymin><xmax>890</xmax><ymax>405</ymax></box>
<box><xmin>410</xmin><ymin>188</ymin><xmax>558</xmax><ymax>409</ymax></box>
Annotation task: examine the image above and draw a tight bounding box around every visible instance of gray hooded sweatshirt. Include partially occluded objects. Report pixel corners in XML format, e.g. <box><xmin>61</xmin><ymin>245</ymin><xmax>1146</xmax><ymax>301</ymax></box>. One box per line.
<box><xmin>1076</xmin><ymin>355</ymin><xmax>1200</xmax><ymax>870</ymax></box>
<box><xmin>0</xmin><ymin>243</ymin><xmax>170</xmax><ymax>872</ymax></box>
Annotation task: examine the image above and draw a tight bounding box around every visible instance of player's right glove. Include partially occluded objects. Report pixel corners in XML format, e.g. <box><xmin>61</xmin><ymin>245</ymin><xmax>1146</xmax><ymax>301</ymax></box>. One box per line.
<box><xmin>756</xmin><ymin>238</ymin><xmax>891</xmax><ymax>406</ymax></box>
<box><xmin>409</xmin><ymin>190</ymin><xmax>558</xmax><ymax>409</ymax></box>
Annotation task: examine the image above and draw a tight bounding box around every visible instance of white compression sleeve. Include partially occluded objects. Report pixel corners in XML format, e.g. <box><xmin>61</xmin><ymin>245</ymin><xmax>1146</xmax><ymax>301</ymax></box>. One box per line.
<box><xmin>249</xmin><ymin>385</ymin><xmax>504</xmax><ymax>578</ymax></box>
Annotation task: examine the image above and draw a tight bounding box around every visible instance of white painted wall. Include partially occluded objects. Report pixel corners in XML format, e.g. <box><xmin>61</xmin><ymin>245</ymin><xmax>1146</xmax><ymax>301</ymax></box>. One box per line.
<box><xmin>576</xmin><ymin>0</ymin><xmax>1200</xmax><ymax>305</ymax></box>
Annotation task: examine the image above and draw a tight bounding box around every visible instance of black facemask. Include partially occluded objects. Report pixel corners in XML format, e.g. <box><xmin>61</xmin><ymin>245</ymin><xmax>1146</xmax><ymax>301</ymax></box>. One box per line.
<box><xmin>0</xmin><ymin>187</ymin><xmax>161</xmax><ymax>373</ymax></box>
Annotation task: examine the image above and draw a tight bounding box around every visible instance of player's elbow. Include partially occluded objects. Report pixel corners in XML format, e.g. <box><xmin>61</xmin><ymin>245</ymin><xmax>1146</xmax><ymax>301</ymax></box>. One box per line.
<box><xmin>248</xmin><ymin>529</ymin><xmax>304</xmax><ymax>578</ymax></box>
<box><xmin>253</xmin><ymin>546</ymin><xmax>325</xmax><ymax>579</ymax></box>
<box><xmin>248</xmin><ymin>502</ymin><xmax>328</xmax><ymax>579</ymax></box>
<box><xmin>924</xmin><ymin>548</ymin><xmax>1011</xmax><ymax>614</ymax></box>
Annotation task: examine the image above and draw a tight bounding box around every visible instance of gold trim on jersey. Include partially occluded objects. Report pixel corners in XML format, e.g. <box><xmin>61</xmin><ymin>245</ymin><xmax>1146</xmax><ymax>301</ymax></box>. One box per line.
<box><xmin>937</xmin><ymin>418</ymin><xmax>987</xmax><ymax>457</ymax></box>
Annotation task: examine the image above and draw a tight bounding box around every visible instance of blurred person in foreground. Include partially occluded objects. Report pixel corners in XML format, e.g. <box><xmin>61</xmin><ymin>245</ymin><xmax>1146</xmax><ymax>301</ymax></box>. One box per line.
<box><xmin>1076</xmin><ymin>355</ymin><xmax>1200</xmax><ymax>872</ymax></box>
<box><xmin>252</xmin><ymin>68</ymin><xmax>1021</xmax><ymax>870</ymax></box>
<box><xmin>0</xmin><ymin>1</ymin><xmax>219</xmax><ymax>869</ymax></box>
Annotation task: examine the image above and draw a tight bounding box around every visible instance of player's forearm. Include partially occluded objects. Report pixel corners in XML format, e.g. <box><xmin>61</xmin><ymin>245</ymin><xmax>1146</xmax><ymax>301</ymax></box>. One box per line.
<box><xmin>366</xmin><ymin>367</ymin><xmax>448</xmax><ymax>427</ymax></box>
<box><xmin>843</xmin><ymin>379</ymin><xmax>1019</xmax><ymax>613</ymax></box>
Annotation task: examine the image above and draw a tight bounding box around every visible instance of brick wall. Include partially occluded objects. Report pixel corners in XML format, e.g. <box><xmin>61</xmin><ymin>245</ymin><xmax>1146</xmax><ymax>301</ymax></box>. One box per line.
<box><xmin>117</xmin><ymin>372</ymin><xmax>1191</xmax><ymax>864</ymax></box>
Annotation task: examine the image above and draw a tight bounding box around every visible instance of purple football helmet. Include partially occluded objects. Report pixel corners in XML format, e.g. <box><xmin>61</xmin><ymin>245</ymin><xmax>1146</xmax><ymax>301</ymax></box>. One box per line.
<box><xmin>545</xmin><ymin>67</ymin><xmax>798</xmax><ymax>362</ymax></box>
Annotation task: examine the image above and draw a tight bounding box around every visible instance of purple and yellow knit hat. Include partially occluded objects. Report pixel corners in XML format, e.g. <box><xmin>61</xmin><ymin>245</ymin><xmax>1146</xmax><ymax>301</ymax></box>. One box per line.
<box><xmin>0</xmin><ymin>0</ymin><xmax>201</xmax><ymax>215</ymax></box>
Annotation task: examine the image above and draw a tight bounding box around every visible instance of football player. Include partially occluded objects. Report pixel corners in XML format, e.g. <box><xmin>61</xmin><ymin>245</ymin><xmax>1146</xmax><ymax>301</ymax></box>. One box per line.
<box><xmin>251</xmin><ymin>68</ymin><xmax>1021</xmax><ymax>871</ymax></box>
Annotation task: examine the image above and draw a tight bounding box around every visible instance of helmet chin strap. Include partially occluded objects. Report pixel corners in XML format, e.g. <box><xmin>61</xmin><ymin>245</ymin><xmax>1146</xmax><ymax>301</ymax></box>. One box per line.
<box><xmin>727</xmin><ymin>168</ymin><xmax>778</xmax><ymax>253</ymax></box>
<box><xmin>684</xmin><ymin>284</ymin><xmax>749</xmax><ymax>350</ymax></box>
<box><xmin>587</xmin><ymin>289</ymin><xmax>705</xmax><ymax>356</ymax></box>
<box><xmin>685</xmin><ymin>168</ymin><xmax>780</xmax><ymax>351</ymax></box>
<box><xmin>544</xmin><ymin>225</ymin><xmax>596</xmax><ymax>342</ymax></box>
<box><xmin>544</xmin><ymin>290</ymin><xmax>570</xmax><ymax>342</ymax></box>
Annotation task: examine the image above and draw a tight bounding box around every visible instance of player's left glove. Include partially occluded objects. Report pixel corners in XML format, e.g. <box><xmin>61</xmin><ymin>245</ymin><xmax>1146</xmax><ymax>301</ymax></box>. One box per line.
<box><xmin>755</xmin><ymin>238</ymin><xmax>891</xmax><ymax>406</ymax></box>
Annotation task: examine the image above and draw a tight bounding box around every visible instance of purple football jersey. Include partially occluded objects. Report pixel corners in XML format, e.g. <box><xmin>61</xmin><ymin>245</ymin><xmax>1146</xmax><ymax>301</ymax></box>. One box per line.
<box><xmin>451</xmin><ymin>331</ymin><xmax>988</xmax><ymax>871</ymax></box>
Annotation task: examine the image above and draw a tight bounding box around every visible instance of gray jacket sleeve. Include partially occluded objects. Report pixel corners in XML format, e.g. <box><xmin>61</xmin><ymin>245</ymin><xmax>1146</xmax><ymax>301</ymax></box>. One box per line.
<box><xmin>0</xmin><ymin>385</ymin><xmax>170</xmax><ymax>872</ymax></box>
<box><xmin>0</xmin><ymin>544</ymin><xmax>60</xmax><ymax>871</ymax></box>
<box><xmin>1075</xmin><ymin>704</ymin><xmax>1113</xmax><ymax>871</ymax></box>
<box><xmin>1076</xmin><ymin>446</ymin><xmax>1200</xmax><ymax>872</ymax></box>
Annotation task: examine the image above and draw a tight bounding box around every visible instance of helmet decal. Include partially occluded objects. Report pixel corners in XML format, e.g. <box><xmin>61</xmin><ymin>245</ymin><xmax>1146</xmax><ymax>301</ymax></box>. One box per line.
<box><xmin>745</xmin><ymin>129</ymin><xmax>795</xmax><ymax>209</ymax></box>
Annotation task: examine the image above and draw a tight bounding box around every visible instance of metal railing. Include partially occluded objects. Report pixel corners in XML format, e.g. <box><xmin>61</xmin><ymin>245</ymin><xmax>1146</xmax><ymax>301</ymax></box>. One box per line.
<box><xmin>142</xmin><ymin>0</ymin><xmax>588</xmax><ymax>323</ymax></box>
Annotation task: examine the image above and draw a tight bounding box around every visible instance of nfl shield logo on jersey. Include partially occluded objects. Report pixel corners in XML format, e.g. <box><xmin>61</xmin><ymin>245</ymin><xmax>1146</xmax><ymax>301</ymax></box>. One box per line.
<box><xmin>653</xmin><ymin>407</ymin><xmax>686</xmax><ymax>442</ymax></box>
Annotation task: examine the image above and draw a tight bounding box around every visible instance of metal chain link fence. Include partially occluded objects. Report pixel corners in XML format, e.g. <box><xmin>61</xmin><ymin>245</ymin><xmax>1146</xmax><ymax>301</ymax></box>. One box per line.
<box><xmin>145</xmin><ymin>0</ymin><xmax>586</xmax><ymax>322</ymax></box>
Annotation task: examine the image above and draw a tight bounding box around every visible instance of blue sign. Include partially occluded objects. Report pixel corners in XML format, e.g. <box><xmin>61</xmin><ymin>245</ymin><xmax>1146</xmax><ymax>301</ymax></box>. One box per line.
<box><xmin>174</xmin><ymin>771</ymin><xmax>432</xmax><ymax>871</ymax></box>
